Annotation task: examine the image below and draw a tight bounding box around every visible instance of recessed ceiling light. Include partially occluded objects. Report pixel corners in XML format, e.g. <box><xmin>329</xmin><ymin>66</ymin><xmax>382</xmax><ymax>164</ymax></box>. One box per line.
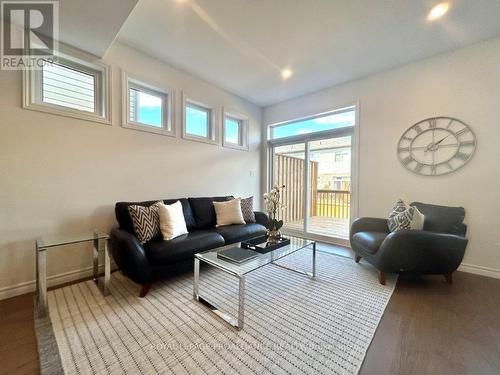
<box><xmin>281</xmin><ymin>68</ymin><xmax>292</xmax><ymax>80</ymax></box>
<box><xmin>428</xmin><ymin>3</ymin><xmax>450</xmax><ymax>20</ymax></box>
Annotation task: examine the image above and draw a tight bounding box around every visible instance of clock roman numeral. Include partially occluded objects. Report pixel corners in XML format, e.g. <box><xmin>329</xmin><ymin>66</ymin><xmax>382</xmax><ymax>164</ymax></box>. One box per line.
<box><xmin>398</xmin><ymin>146</ymin><xmax>410</xmax><ymax>152</ymax></box>
<box><xmin>402</xmin><ymin>136</ymin><xmax>413</xmax><ymax>141</ymax></box>
<box><xmin>413</xmin><ymin>125</ymin><xmax>423</xmax><ymax>134</ymax></box>
<box><xmin>430</xmin><ymin>165</ymin><xmax>437</xmax><ymax>175</ymax></box>
<box><xmin>445</xmin><ymin>162</ymin><xmax>453</xmax><ymax>170</ymax></box>
<box><xmin>455</xmin><ymin>128</ymin><xmax>469</xmax><ymax>137</ymax></box>
<box><xmin>402</xmin><ymin>156</ymin><xmax>413</xmax><ymax>165</ymax></box>
<box><xmin>414</xmin><ymin>163</ymin><xmax>424</xmax><ymax>173</ymax></box>
<box><xmin>428</xmin><ymin>119</ymin><xmax>437</xmax><ymax>129</ymax></box>
<box><xmin>460</xmin><ymin>140</ymin><xmax>475</xmax><ymax>147</ymax></box>
<box><xmin>446</xmin><ymin>119</ymin><xmax>454</xmax><ymax>128</ymax></box>
<box><xmin>456</xmin><ymin>152</ymin><xmax>470</xmax><ymax>161</ymax></box>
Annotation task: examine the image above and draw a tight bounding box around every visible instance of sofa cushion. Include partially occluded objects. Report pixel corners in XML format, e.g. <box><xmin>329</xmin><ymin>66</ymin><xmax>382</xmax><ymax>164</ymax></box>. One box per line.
<box><xmin>116</xmin><ymin>198</ymin><xmax>196</xmax><ymax>234</ymax></box>
<box><xmin>188</xmin><ymin>196</ymin><xmax>233</xmax><ymax>229</ymax></box>
<box><xmin>411</xmin><ymin>202</ymin><xmax>465</xmax><ymax>235</ymax></box>
<box><xmin>143</xmin><ymin>230</ymin><xmax>225</xmax><ymax>265</ymax></box>
<box><xmin>214</xmin><ymin>223</ymin><xmax>267</xmax><ymax>244</ymax></box>
<box><xmin>352</xmin><ymin>232</ymin><xmax>388</xmax><ymax>254</ymax></box>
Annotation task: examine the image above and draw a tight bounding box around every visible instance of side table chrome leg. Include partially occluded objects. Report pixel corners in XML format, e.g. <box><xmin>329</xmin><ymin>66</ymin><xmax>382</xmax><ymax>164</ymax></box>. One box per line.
<box><xmin>38</xmin><ymin>249</ymin><xmax>47</xmax><ymax>316</ymax></box>
<box><xmin>103</xmin><ymin>239</ymin><xmax>110</xmax><ymax>296</ymax></box>
<box><xmin>237</xmin><ymin>276</ymin><xmax>245</xmax><ymax>330</ymax></box>
<box><xmin>93</xmin><ymin>237</ymin><xmax>99</xmax><ymax>283</ymax></box>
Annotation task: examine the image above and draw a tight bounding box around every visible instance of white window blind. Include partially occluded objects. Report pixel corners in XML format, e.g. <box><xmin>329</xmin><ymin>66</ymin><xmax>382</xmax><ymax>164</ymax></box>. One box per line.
<box><xmin>42</xmin><ymin>62</ymin><xmax>96</xmax><ymax>113</ymax></box>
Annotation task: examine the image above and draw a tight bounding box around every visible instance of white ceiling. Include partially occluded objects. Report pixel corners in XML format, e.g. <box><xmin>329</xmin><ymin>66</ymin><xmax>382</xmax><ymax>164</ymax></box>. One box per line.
<box><xmin>117</xmin><ymin>0</ymin><xmax>500</xmax><ymax>106</ymax></box>
<box><xmin>58</xmin><ymin>0</ymin><xmax>138</xmax><ymax>57</ymax></box>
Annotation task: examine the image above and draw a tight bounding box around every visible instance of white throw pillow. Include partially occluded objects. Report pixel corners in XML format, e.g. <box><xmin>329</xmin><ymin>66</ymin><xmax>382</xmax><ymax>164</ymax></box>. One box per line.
<box><xmin>213</xmin><ymin>198</ymin><xmax>245</xmax><ymax>227</ymax></box>
<box><xmin>158</xmin><ymin>201</ymin><xmax>188</xmax><ymax>240</ymax></box>
<box><xmin>410</xmin><ymin>206</ymin><xmax>425</xmax><ymax>230</ymax></box>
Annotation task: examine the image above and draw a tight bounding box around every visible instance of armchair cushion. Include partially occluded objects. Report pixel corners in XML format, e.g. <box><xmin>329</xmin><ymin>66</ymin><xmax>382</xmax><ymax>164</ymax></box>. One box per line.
<box><xmin>411</xmin><ymin>202</ymin><xmax>465</xmax><ymax>235</ymax></box>
<box><xmin>352</xmin><ymin>232</ymin><xmax>388</xmax><ymax>254</ymax></box>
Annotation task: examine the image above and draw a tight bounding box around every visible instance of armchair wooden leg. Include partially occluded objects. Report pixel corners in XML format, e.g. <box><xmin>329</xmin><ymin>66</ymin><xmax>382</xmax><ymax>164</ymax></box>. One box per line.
<box><xmin>378</xmin><ymin>271</ymin><xmax>386</xmax><ymax>285</ymax></box>
<box><xmin>139</xmin><ymin>283</ymin><xmax>153</xmax><ymax>297</ymax></box>
<box><xmin>355</xmin><ymin>255</ymin><xmax>362</xmax><ymax>263</ymax></box>
<box><xmin>444</xmin><ymin>273</ymin><xmax>453</xmax><ymax>284</ymax></box>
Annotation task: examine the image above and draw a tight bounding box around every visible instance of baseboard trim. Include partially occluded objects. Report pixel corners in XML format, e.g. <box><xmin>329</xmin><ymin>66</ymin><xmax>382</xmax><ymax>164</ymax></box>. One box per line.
<box><xmin>458</xmin><ymin>263</ymin><xmax>500</xmax><ymax>279</ymax></box>
<box><xmin>0</xmin><ymin>263</ymin><xmax>118</xmax><ymax>301</ymax></box>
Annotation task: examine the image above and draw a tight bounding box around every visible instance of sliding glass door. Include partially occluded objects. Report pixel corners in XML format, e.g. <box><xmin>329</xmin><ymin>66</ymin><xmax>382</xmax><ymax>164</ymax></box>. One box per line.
<box><xmin>269</xmin><ymin>107</ymin><xmax>356</xmax><ymax>244</ymax></box>
<box><xmin>272</xmin><ymin>142</ymin><xmax>306</xmax><ymax>233</ymax></box>
<box><xmin>307</xmin><ymin>136</ymin><xmax>352</xmax><ymax>240</ymax></box>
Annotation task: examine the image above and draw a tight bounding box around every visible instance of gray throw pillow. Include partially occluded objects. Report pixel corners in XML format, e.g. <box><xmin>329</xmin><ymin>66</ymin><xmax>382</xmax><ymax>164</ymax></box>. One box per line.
<box><xmin>240</xmin><ymin>196</ymin><xmax>256</xmax><ymax>223</ymax></box>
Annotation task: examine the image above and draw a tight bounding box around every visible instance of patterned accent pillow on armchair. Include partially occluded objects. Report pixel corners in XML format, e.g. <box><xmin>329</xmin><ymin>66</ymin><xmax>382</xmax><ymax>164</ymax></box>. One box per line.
<box><xmin>388</xmin><ymin>199</ymin><xmax>425</xmax><ymax>232</ymax></box>
<box><xmin>128</xmin><ymin>202</ymin><xmax>162</xmax><ymax>243</ymax></box>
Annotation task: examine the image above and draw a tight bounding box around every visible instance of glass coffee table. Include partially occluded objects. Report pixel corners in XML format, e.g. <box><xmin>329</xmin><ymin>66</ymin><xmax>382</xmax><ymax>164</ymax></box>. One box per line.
<box><xmin>193</xmin><ymin>236</ymin><xmax>316</xmax><ymax>330</ymax></box>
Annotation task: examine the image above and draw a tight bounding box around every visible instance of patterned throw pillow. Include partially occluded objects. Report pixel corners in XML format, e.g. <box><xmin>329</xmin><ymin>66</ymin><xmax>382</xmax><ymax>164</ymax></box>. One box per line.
<box><xmin>128</xmin><ymin>202</ymin><xmax>162</xmax><ymax>244</ymax></box>
<box><xmin>240</xmin><ymin>196</ymin><xmax>256</xmax><ymax>223</ymax></box>
<box><xmin>388</xmin><ymin>199</ymin><xmax>425</xmax><ymax>232</ymax></box>
<box><xmin>388</xmin><ymin>205</ymin><xmax>415</xmax><ymax>232</ymax></box>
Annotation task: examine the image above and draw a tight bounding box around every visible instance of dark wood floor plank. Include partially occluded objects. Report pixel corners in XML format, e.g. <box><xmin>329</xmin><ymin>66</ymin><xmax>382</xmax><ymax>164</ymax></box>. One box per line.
<box><xmin>1</xmin><ymin>264</ymin><xmax>499</xmax><ymax>375</ymax></box>
<box><xmin>0</xmin><ymin>293</ymin><xmax>40</xmax><ymax>375</ymax></box>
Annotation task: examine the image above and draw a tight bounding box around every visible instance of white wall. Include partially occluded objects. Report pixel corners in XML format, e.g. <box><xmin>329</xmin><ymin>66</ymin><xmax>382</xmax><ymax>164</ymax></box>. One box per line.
<box><xmin>0</xmin><ymin>42</ymin><xmax>262</xmax><ymax>299</ymax></box>
<box><xmin>264</xmin><ymin>37</ymin><xmax>500</xmax><ymax>277</ymax></box>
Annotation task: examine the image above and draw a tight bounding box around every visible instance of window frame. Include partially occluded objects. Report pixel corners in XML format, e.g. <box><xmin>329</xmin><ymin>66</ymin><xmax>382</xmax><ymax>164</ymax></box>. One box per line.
<box><xmin>121</xmin><ymin>72</ymin><xmax>174</xmax><ymax>137</ymax></box>
<box><xmin>222</xmin><ymin>107</ymin><xmax>249</xmax><ymax>151</ymax></box>
<box><xmin>268</xmin><ymin>106</ymin><xmax>355</xmax><ymax>141</ymax></box>
<box><xmin>22</xmin><ymin>46</ymin><xmax>112</xmax><ymax>125</ymax></box>
<box><xmin>181</xmin><ymin>92</ymin><xmax>218</xmax><ymax>145</ymax></box>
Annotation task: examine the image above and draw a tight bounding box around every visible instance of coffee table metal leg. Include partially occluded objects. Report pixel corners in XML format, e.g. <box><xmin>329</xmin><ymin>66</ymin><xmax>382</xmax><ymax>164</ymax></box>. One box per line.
<box><xmin>312</xmin><ymin>241</ymin><xmax>316</xmax><ymax>278</ymax></box>
<box><xmin>193</xmin><ymin>258</ymin><xmax>245</xmax><ymax>330</ymax></box>
<box><xmin>193</xmin><ymin>258</ymin><xmax>200</xmax><ymax>299</ymax></box>
<box><xmin>238</xmin><ymin>276</ymin><xmax>245</xmax><ymax>329</ymax></box>
<box><xmin>271</xmin><ymin>242</ymin><xmax>317</xmax><ymax>279</ymax></box>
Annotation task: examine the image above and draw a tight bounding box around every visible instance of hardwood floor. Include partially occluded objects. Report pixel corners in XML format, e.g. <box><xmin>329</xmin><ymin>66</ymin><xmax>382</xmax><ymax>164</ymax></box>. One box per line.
<box><xmin>0</xmin><ymin>293</ymin><xmax>39</xmax><ymax>375</ymax></box>
<box><xmin>1</xmin><ymin>257</ymin><xmax>500</xmax><ymax>374</ymax></box>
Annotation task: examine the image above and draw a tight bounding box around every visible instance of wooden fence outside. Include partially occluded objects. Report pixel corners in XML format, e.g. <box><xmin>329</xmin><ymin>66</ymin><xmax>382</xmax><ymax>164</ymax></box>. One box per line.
<box><xmin>274</xmin><ymin>154</ymin><xmax>350</xmax><ymax>222</ymax></box>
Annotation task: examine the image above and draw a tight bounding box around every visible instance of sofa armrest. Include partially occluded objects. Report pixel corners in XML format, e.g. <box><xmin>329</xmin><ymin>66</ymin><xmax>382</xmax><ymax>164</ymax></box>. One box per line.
<box><xmin>350</xmin><ymin>217</ymin><xmax>389</xmax><ymax>241</ymax></box>
<box><xmin>254</xmin><ymin>211</ymin><xmax>269</xmax><ymax>227</ymax></box>
<box><xmin>109</xmin><ymin>227</ymin><xmax>154</xmax><ymax>284</ymax></box>
<box><xmin>376</xmin><ymin>230</ymin><xmax>468</xmax><ymax>273</ymax></box>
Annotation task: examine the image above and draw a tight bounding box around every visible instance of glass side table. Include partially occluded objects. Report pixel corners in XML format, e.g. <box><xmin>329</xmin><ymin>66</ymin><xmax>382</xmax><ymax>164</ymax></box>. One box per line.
<box><xmin>35</xmin><ymin>231</ymin><xmax>111</xmax><ymax>317</ymax></box>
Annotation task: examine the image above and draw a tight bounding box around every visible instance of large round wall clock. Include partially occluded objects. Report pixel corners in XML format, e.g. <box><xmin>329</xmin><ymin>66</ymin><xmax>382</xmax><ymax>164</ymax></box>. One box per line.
<box><xmin>397</xmin><ymin>117</ymin><xmax>476</xmax><ymax>176</ymax></box>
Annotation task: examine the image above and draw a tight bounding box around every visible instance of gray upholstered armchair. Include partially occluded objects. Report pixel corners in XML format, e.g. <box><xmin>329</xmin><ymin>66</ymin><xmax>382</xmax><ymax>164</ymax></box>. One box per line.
<box><xmin>350</xmin><ymin>202</ymin><xmax>468</xmax><ymax>285</ymax></box>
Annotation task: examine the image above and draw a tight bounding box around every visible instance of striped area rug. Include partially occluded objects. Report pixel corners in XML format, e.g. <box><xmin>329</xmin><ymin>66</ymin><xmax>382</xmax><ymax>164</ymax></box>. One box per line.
<box><xmin>36</xmin><ymin>250</ymin><xmax>396</xmax><ymax>375</ymax></box>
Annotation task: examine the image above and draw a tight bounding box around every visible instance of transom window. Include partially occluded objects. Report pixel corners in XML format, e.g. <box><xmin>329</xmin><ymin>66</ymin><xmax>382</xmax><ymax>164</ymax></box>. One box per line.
<box><xmin>225</xmin><ymin>116</ymin><xmax>241</xmax><ymax>144</ymax></box>
<box><xmin>23</xmin><ymin>51</ymin><xmax>111</xmax><ymax>124</ymax></box>
<box><xmin>42</xmin><ymin>62</ymin><xmax>97</xmax><ymax>113</ymax></box>
<box><xmin>122</xmin><ymin>74</ymin><xmax>173</xmax><ymax>136</ymax></box>
<box><xmin>129</xmin><ymin>88</ymin><xmax>162</xmax><ymax>127</ymax></box>
<box><xmin>269</xmin><ymin>107</ymin><xmax>355</xmax><ymax>140</ymax></box>
<box><xmin>186</xmin><ymin>103</ymin><xmax>210</xmax><ymax>137</ymax></box>
<box><xmin>223</xmin><ymin>109</ymin><xmax>249</xmax><ymax>150</ymax></box>
<box><xmin>182</xmin><ymin>93</ymin><xmax>217</xmax><ymax>144</ymax></box>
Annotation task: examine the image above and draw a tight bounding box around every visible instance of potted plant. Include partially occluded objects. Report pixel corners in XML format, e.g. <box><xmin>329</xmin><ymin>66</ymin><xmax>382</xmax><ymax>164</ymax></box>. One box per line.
<box><xmin>263</xmin><ymin>184</ymin><xmax>285</xmax><ymax>243</ymax></box>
